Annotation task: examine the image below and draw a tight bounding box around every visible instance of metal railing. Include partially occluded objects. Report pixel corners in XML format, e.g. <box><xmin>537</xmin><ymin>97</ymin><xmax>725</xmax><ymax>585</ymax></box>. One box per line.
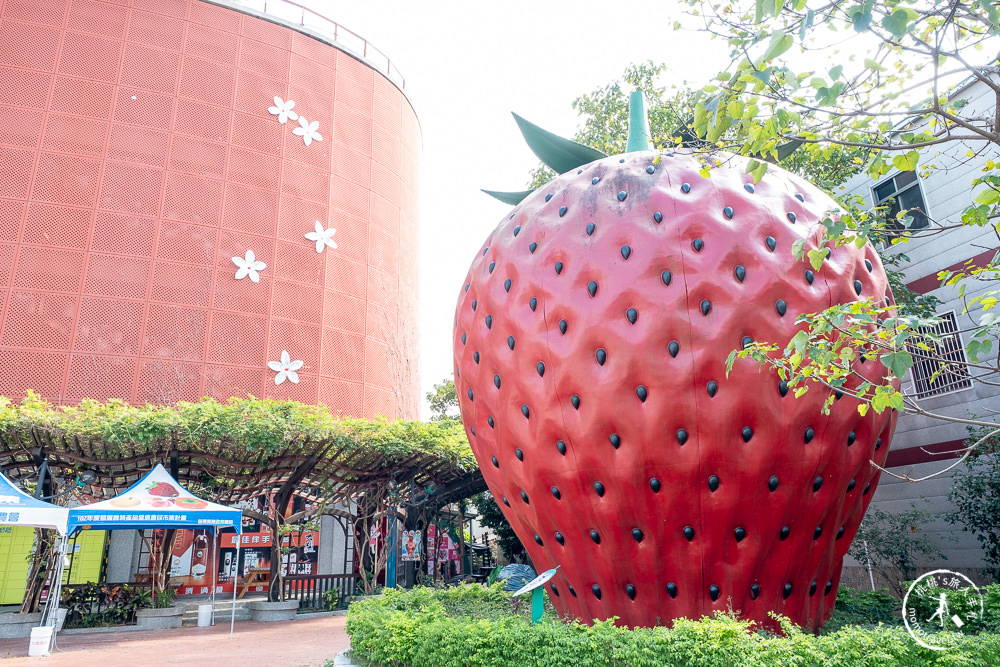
<box><xmin>215</xmin><ymin>0</ymin><xmax>406</xmax><ymax>90</ymax></box>
<box><xmin>281</xmin><ymin>573</ymin><xmax>359</xmax><ymax>610</ymax></box>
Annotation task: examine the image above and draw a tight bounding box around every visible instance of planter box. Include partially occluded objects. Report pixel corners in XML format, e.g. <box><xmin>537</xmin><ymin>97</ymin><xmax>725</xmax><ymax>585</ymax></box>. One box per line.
<box><xmin>135</xmin><ymin>605</ymin><xmax>186</xmax><ymax>630</ymax></box>
<box><xmin>0</xmin><ymin>612</ymin><xmax>43</xmax><ymax>639</ymax></box>
<box><xmin>247</xmin><ymin>600</ymin><xmax>298</xmax><ymax>622</ymax></box>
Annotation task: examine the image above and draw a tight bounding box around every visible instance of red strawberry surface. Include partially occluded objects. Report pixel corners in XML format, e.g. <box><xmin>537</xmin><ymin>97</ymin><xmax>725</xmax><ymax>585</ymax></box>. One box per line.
<box><xmin>148</xmin><ymin>482</ymin><xmax>179</xmax><ymax>497</ymax></box>
<box><xmin>454</xmin><ymin>148</ymin><xmax>897</xmax><ymax>632</ymax></box>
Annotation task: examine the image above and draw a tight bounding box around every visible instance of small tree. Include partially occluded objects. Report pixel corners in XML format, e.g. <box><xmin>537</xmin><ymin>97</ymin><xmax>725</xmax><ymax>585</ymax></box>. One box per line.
<box><xmin>426</xmin><ymin>376</ymin><xmax>459</xmax><ymax>422</ymax></box>
<box><xmin>470</xmin><ymin>491</ymin><xmax>527</xmax><ymax>564</ymax></box>
<box><xmin>848</xmin><ymin>503</ymin><xmax>947</xmax><ymax>595</ymax></box>
<box><xmin>948</xmin><ymin>426</ymin><xmax>1000</xmax><ymax>578</ymax></box>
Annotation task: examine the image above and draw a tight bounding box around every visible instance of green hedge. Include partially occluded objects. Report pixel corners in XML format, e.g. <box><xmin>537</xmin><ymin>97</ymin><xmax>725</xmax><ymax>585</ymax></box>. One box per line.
<box><xmin>345</xmin><ymin>584</ymin><xmax>1000</xmax><ymax>667</ymax></box>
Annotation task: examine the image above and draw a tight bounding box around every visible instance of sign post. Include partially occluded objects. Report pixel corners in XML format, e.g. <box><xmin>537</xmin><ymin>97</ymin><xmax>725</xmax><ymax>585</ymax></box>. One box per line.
<box><xmin>512</xmin><ymin>566</ymin><xmax>559</xmax><ymax>624</ymax></box>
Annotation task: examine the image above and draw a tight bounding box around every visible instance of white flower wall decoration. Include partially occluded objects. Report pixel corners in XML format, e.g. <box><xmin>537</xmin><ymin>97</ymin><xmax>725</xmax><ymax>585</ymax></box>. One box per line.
<box><xmin>305</xmin><ymin>221</ymin><xmax>337</xmax><ymax>253</ymax></box>
<box><xmin>232</xmin><ymin>250</ymin><xmax>266</xmax><ymax>283</ymax></box>
<box><xmin>268</xmin><ymin>350</ymin><xmax>303</xmax><ymax>385</ymax></box>
<box><xmin>292</xmin><ymin>116</ymin><xmax>323</xmax><ymax>146</ymax></box>
<box><xmin>268</xmin><ymin>97</ymin><xmax>298</xmax><ymax>124</ymax></box>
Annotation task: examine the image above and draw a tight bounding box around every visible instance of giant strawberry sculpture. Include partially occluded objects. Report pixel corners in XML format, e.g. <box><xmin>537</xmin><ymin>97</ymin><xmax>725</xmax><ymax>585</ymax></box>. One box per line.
<box><xmin>454</xmin><ymin>94</ymin><xmax>897</xmax><ymax>632</ymax></box>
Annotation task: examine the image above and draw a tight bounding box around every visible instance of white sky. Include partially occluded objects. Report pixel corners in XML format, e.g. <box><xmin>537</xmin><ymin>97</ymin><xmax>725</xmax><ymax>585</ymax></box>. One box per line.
<box><xmin>302</xmin><ymin>1</ymin><xmax>733</xmax><ymax>418</ymax></box>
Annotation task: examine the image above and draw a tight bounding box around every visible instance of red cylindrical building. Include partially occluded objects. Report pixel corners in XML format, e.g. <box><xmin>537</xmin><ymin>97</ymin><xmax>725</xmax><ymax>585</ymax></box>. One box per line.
<box><xmin>0</xmin><ymin>0</ymin><xmax>420</xmax><ymax>418</ymax></box>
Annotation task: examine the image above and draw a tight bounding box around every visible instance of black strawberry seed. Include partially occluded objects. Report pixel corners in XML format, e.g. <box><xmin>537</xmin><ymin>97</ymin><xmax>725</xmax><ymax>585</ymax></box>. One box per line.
<box><xmin>804</xmin><ymin>427</ymin><xmax>815</xmax><ymax>443</ymax></box>
<box><xmin>491</xmin><ymin>456</ymin><xmax>498</xmax><ymax>468</ymax></box>
<box><xmin>865</xmin><ymin>259</ymin><xmax>873</xmax><ymax>272</ymax></box>
<box><xmin>666</xmin><ymin>583</ymin><xmax>678</xmax><ymax>598</ymax></box>
<box><xmin>741</xmin><ymin>336</ymin><xmax>753</xmax><ymax>349</ymax></box>
<box><xmin>534</xmin><ymin>534</ymin><xmax>543</xmax><ymax>546</ymax></box>
<box><xmin>461</xmin><ymin>333</ymin><xmax>466</xmax><ymax>344</ymax></box>
<box><xmin>787</xmin><ymin>212</ymin><xmax>797</xmax><ymax>223</ymax></box>
<box><xmin>592</xmin><ymin>585</ymin><xmax>602</xmax><ymax>600</ymax></box>
<box><xmin>825</xmin><ymin>581</ymin><xmax>833</xmax><ymax>595</ymax></box>
<box><xmin>609</xmin><ymin>434</ymin><xmax>621</xmax><ymax>449</ymax></box>
<box><xmin>559</xmin><ymin>206</ymin><xmax>567</xmax><ymax>216</ymax></box>
<box><xmin>505</xmin><ymin>278</ymin><xmax>512</xmax><ymax>292</ymax></box>
<box><xmin>551</xmin><ymin>487</ymin><xmax>560</xmax><ymax>500</ymax></box>
<box><xmin>776</xmin><ymin>300</ymin><xmax>787</xmax><ymax>316</ymax></box>
<box><xmin>493</xmin><ymin>375</ymin><xmax>500</xmax><ymax>389</ymax></box>
<box><xmin>765</xmin><ymin>236</ymin><xmax>776</xmax><ymax>252</ymax></box>
<box><xmin>735</xmin><ymin>265</ymin><xmax>746</xmax><ymax>282</ymax></box>
<box><xmin>626</xmin><ymin>584</ymin><xmax>636</xmax><ymax>600</ymax></box>
<box><xmin>661</xmin><ymin>270</ymin><xmax>672</xmax><ymax>286</ymax></box>
<box><xmin>780</xmin><ymin>526</ymin><xmax>790</xmax><ymax>540</ymax></box>
<box><xmin>483</xmin><ymin>247</ymin><xmax>489</xmax><ymax>256</ymax></box>
<box><xmin>617</xmin><ymin>191</ymin><xmax>627</xmax><ymax>201</ymax></box>
<box><xmin>621</xmin><ymin>245</ymin><xmax>632</xmax><ymax>260</ymax></box>
<box><xmin>708</xmin><ymin>475</ymin><xmax>720</xmax><ymax>492</ymax></box>
<box><xmin>593</xmin><ymin>481</ymin><xmax>605</xmax><ymax>497</ymax></box>
<box><xmin>668</xmin><ymin>341</ymin><xmax>680</xmax><ymax>357</ymax></box>
<box><xmin>592</xmin><ymin>177</ymin><xmax>600</xmax><ymax>185</ymax></box>
<box><xmin>485</xmin><ymin>316</ymin><xmax>492</xmax><ymax>329</ymax></box>
<box><xmin>471</xmin><ymin>300</ymin><xmax>477</xmax><ymax>311</ymax></box>
<box><xmin>836</xmin><ymin>526</ymin><xmax>845</xmax><ymax>540</ymax></box>
<box><xmin>707</xmin><ymin>381</ymin><xmax>718</xmax><ymax>397</ymax></box>
<box><xmin>653</xmin><ymin>211</ymin><xmax>663</xmax><ymax>223</ymax></box>
<box><xmin>814</xmin><ymin>526</ymin><xmax>822</xmax><ymax>539</ymax></box>
<box><xmin>813</xmin><ymin>476</ymin><xmax>823</xmax><ymax>492</ymax></box>
<box><xmin>864</xmin><ymin>482</ymin><xmax>871</xmax><ymax>495</ymax></box>
<box><xmin>744</xmin><ymin>183</ymin><xmax>755</xmax><ymax>193</ymax></box>
<box><xmin>632</xmin><ymin>528</ymin><xmax>644</xmax><ymax>542</ymax></box>
<box><xmin>559</xmin><ymin>320</ymin><xmax>567</xmax><ymax>334</ymax></box>
<box><xmin>779</xmin><ymin>380</ymin><xmax>789</xmax><ymax>396</ymax></box>
<box><xmin>681</xmin><ymin>183</ymin><xmax>691</xmax><ymax>193</ymax></box>
<box><xmin>513</xmin><ymin>225</ymin><xmax>521</xmax><ymax>237</ymax></box>
<box><xmin>521</xmin><ymin>405</ymin><xmax>529</xmax><ymax>418</ymax></box>
<box><xmin>854</xmin><ymin>280</ymin><xmax>863</xmax><ymax>295</ymax></box>
<box><xmin>683</xmin><ymin>526</ymin><xmax>695</xmax><ymax>541</ymax></box>
<box><xmin>529</xmin><ymin>242</ymin><xmax>537</xmax><ymax>253</ymax></box>
<box><xmin>626</xmin><ymin>308</ymin><xmax>638</xmax><ymax>324</ymax></box>
<box><xmin>487</xmin><ymin>416</ymin><xmax>493</xmax><ymax>427</ymax></box>
<box><xmin>876</xmin><ymin>437</ymin><xmax>882</xmax><ymax>450</ymax></box>
<box><xmin>596</xmin><ymin>349</ymin><xmax>607</xmax><ymax>365</ymax></box>
<box><xmin>569</xmin><ymin>585</ymin><xmax>577</xmax><ymax>597</ymax></box>
<box><xmin>474</xmin><ymin>352</ymin><xmax>480</xmax><ymax>364</ymax></box>
<box><xmin>515</xmin><ymin>448</ymin><xmax>523</xmax><ymax>461</ymax></box>
<box><xmin>810</xmin><ymin>581</ymin><xmax>818</xmax><ymax>596</ymax></box>
<box><xmin>750</xmin><ymin>584</ymin><xmax>760</xmax><ymax>600</ymax></box>
<box><xmin>734</xmin><ymin>527</ymin><xmax>746</xmax><ymax>542</ymax></box>
<box><xmin>636</xmin><ymin>386</ymin><xmax>647</xmax><ymax>402</ymax></box>
<box><xmin>588</xmin><ymin>281</ymin><xmax>598</xmax><ymax>297</ymax></box>
<box><xmin>649</xmin><ymin>478</ymin><xmax>661</xmax><ymax>493</ymax></box>
<box><xmin>590</xmin><ymin>530</ymin><xmax>601</xmax><ymax>544</ymax></box>
<box><xmin>646</xmin><ymin>165</ymin><xmax>655</xmax><ymax>174</ymax></box>
<box><xmin>587</xmin><ymin>222</ymin><xmax>596</xmax><ymax>235</ymax></box>
<box><xmin>676</xmin><ymin>429</ymin><xmax>688</xmax><ymax>445</ymax></box>
<box><xmin>847</xmin><ymin>479</ymin><xmax>856</xmax><ymax>493</ymax></box>
<box><xmin>536</xmin><ymin>362</ymin><xmax>545</xmax><ymax>376</ymax></box>
<box><xmin>805</xmin><ymin>270</ymin><xmax>815</xmax><ymax>284</ymax></box>
<box><xmin>545</xmin><ymin>193</ymin><xmax>553</xmax><ymax>202</ymax></box>
<box><xmin>464</xmin><ymin>283</ymin><xmax>470</xmax><ymax>292</ymax></box>
<box><xmin>768</xmin><ymin>475</ymin><xmax>779</xmax><ymax>491</ymax></box>
<box><xmin>693</xmin><ymin>238</ymin><xmax>704</xmax><ymax>252</ymax></box>
<box><xmin>783</xmin><ymin>583</ymin><xmax>793</xmax><ymax>599</ymax></box>
<box><xmin>489</xmin><ymin>261</ymin><xmax>495</xmax><ymax>272</ymax></box>
<box><xmin>710</xmin><ymin>585</ymin><xmax>721</xmax><ymax>601</ymax></box>
<box><xmin>520</xmin><ymin>490</ymin><xmax>529</xmax><ymax>504</ymax></box>
<box><xmin>556</xmin><ymin>440</ymin><xmax>566</xmax><ymax>455</ymax></box>
<box><xmin>555</xmin><ymin>532</ymin><xmax>564</xmax><ymax>545</ymax></box>
<box><xmin>742</xmin><ymin>427</ymin><xmax>754</xmax><ymax>442</ymax></box>
<box><xmin>555</xmin><ymin>262</ymin><xmax>563</xmax><ymax>274</ymax></box>
<box><xmin>700</xmin><ymin>300</ymin><xmax>711</xmax><ymax>315</ymax></box>
<box><xmin>551</xmin><ymin>584</ymin><xmax>559</xmax><ymax>596</ymax></box>
<box><xmin>571</xmin><ymin>395</ymin><xmax>580</xmax><ymax>409</ymax></box>
<box><xmin>507</xmin><ymin>336</ymin><xmax>515</xmax><ymax>350</ymax></box>
<box><xmin>724</xmin><ymin>206</ymin><xmax>734</xmax><ymax>219</ymax></box>
<box><xmin>529</xmin><ymin>297</ymin><xmax>537</xmax><ymax>311</ymax></box>
<box><xmin>796</xmin><ymin>193</ymin><xmax>805</xmax><ymax>202</ymax></box>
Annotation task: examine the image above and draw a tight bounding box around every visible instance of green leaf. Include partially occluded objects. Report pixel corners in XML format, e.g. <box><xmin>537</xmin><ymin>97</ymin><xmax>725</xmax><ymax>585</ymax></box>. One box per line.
<box><xmin>974</xmin><ymin>188</ymin><xmax>1000</xmax><ymax>206</ymax></box>
<box><xmin>863</xmin><ymin>57</ymin><xmax>886</xmax><ymax>71</ymax></box>
<box><xmin>828</xmin><ymin>65</ymin><xmax>843</xmax><ymax>80</ymax></box>
<box><xmin>850</xmin><ymin>8</ymin><xmax>872</xmax><ymax>32</ymax></box>
<box><xmin>481</xmin><ymin>189</ymin><xmax>535</xmax><ymax>205</ymax></box>
<box><xmin>760</xmin><ymin>30</ymin><xmax>794</xmax><ymax>62</ymax></box>
<box><xmin>891</xmin><ymin>150</ymin><xmax>919</xmax><ymax>171</ymax></box>
<box><xmin>880</xmin><ymin>350</ymin><xmax>914</xmax><ymax>379</ymax></box>
<box><xmin>881</xmin><ymin>8</ymin><xmax>912</xmax><ymax>37</ymax></box>
<box><xmin>511</xmin><ymin>113</ymin><xmax>607</xmax><ymax>174</ymax></box>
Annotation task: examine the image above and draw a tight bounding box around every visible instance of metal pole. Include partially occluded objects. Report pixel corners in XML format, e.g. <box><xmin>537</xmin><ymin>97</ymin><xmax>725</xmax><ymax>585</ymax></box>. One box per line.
<box><xmin>863</xmin><ymin>539</ymin><xmax>876</xmax><ymax>591</ymax></box>
<box><xmin>211</xmin><ymin>531</ymin><xmax>219</xmax><ymax>625</ymax></box>
<box><xmin>230</xmin><ymin>540</ymin><xmax>240</xmax><ymax>637</ymax></box>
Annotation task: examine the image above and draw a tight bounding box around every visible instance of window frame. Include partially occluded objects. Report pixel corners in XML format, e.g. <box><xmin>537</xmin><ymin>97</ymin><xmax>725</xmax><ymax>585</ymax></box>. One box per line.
<box><xmin>870</xmin><ymin>170</ymin><xmax>931</xmax><ymax>244</ymax></box>
<box><xmin>906</xmin><ymin>311</ymin><xmax>974</xmax><ymax>400</ymax></box>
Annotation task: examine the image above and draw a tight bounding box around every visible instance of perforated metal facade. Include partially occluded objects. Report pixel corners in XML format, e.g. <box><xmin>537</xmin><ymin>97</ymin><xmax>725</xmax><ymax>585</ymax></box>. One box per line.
<box><xmin>0</xmin><ymin>0</ymin><xmax>421</xmax><ymax>418</ymax></box>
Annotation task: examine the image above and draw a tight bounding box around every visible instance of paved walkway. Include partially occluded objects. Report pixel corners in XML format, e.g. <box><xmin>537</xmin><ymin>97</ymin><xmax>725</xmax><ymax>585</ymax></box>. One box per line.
<box><xmin>0</xmin><ymin>614</ymin><xmax>350</xmax><ymax>666</ymax></box>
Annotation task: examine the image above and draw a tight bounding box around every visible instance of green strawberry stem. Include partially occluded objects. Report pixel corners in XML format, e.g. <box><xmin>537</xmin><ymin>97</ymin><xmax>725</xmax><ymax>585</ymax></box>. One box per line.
<box><xmin>626</xmin><ymin>91</ymin><xmax>652</xmax><ymax>153</ymax></box>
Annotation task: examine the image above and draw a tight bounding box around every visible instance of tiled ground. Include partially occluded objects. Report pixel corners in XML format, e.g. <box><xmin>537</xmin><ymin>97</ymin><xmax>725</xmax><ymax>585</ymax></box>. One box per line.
<box><xmin>0</xmin><ymin>614</ymin><xmax>349</xmax><ymax>666</ymax></box>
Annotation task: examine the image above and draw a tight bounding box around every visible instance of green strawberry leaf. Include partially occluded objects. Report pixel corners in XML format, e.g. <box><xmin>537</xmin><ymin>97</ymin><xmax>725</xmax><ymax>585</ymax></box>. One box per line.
<box><xmin>512</xmin><ymin>113</ymin><xmax>607</xmax><ymax>174</ymax></box>
<box><xmin>481</xmin><ymin>189</ymin><xmax>536</xmax><ymax>205</ymax></box>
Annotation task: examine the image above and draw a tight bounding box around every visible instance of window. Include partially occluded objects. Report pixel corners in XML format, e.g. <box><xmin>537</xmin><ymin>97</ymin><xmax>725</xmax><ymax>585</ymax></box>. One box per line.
<box><xmin>873</xmin><ymin>170</ymin><xmax>930</xmax><ymax>241</ymax></box>
<box><xmin>906</xmin><ymin>312</ymin><xmax>973</xmax><ymax>398</ymax></box>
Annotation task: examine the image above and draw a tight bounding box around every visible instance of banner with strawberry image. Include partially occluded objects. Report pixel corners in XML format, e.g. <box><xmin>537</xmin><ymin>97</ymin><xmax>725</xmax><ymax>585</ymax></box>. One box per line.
<box><xmin>66</xmin><ymin>464</ymin><xmax>242</xmax><ymax>535</ymax></box>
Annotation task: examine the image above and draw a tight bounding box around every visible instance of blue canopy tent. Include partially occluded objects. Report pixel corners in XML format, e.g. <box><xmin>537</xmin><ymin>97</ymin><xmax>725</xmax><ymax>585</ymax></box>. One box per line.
<box><xmin>64</xmin><ymin>464</ymin><xmax>243</xmax><ymax>634</ymax></box>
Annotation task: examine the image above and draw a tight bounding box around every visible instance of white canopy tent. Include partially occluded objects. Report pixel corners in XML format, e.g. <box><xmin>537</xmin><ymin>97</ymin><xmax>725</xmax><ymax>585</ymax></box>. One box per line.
<box><xmin>63</xmin><ymin>465</ymin><xmax>243</xmax><ymax>635</ymax></box>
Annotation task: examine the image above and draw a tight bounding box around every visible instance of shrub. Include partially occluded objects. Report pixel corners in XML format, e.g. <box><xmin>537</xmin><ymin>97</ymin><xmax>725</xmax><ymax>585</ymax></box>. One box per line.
<box><xmin>346</xmin><ymin>585</ymin><xmax>1000</xmax><ymax>666</ymax></box>
<box><xmin>823</xmin><ymin>588</ymin><xmax>899</xmax><ymax>633</ymax></box>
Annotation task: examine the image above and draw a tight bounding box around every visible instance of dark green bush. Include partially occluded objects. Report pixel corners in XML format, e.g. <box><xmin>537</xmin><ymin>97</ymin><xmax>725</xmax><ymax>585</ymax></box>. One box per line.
<box><xmin>903</xmin><ymin>582</ymin><xmax>1000</xmax><ymax>635</ymax></box>
<box><xmin>346</xmin><ymin>585</ymin><xmax>1000</xmax><ymax>666</ymax></box>
<box><xmin>823</xmin><ymin>588</ymin><xmax>900</xmax><ymax>633</ymax></box>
